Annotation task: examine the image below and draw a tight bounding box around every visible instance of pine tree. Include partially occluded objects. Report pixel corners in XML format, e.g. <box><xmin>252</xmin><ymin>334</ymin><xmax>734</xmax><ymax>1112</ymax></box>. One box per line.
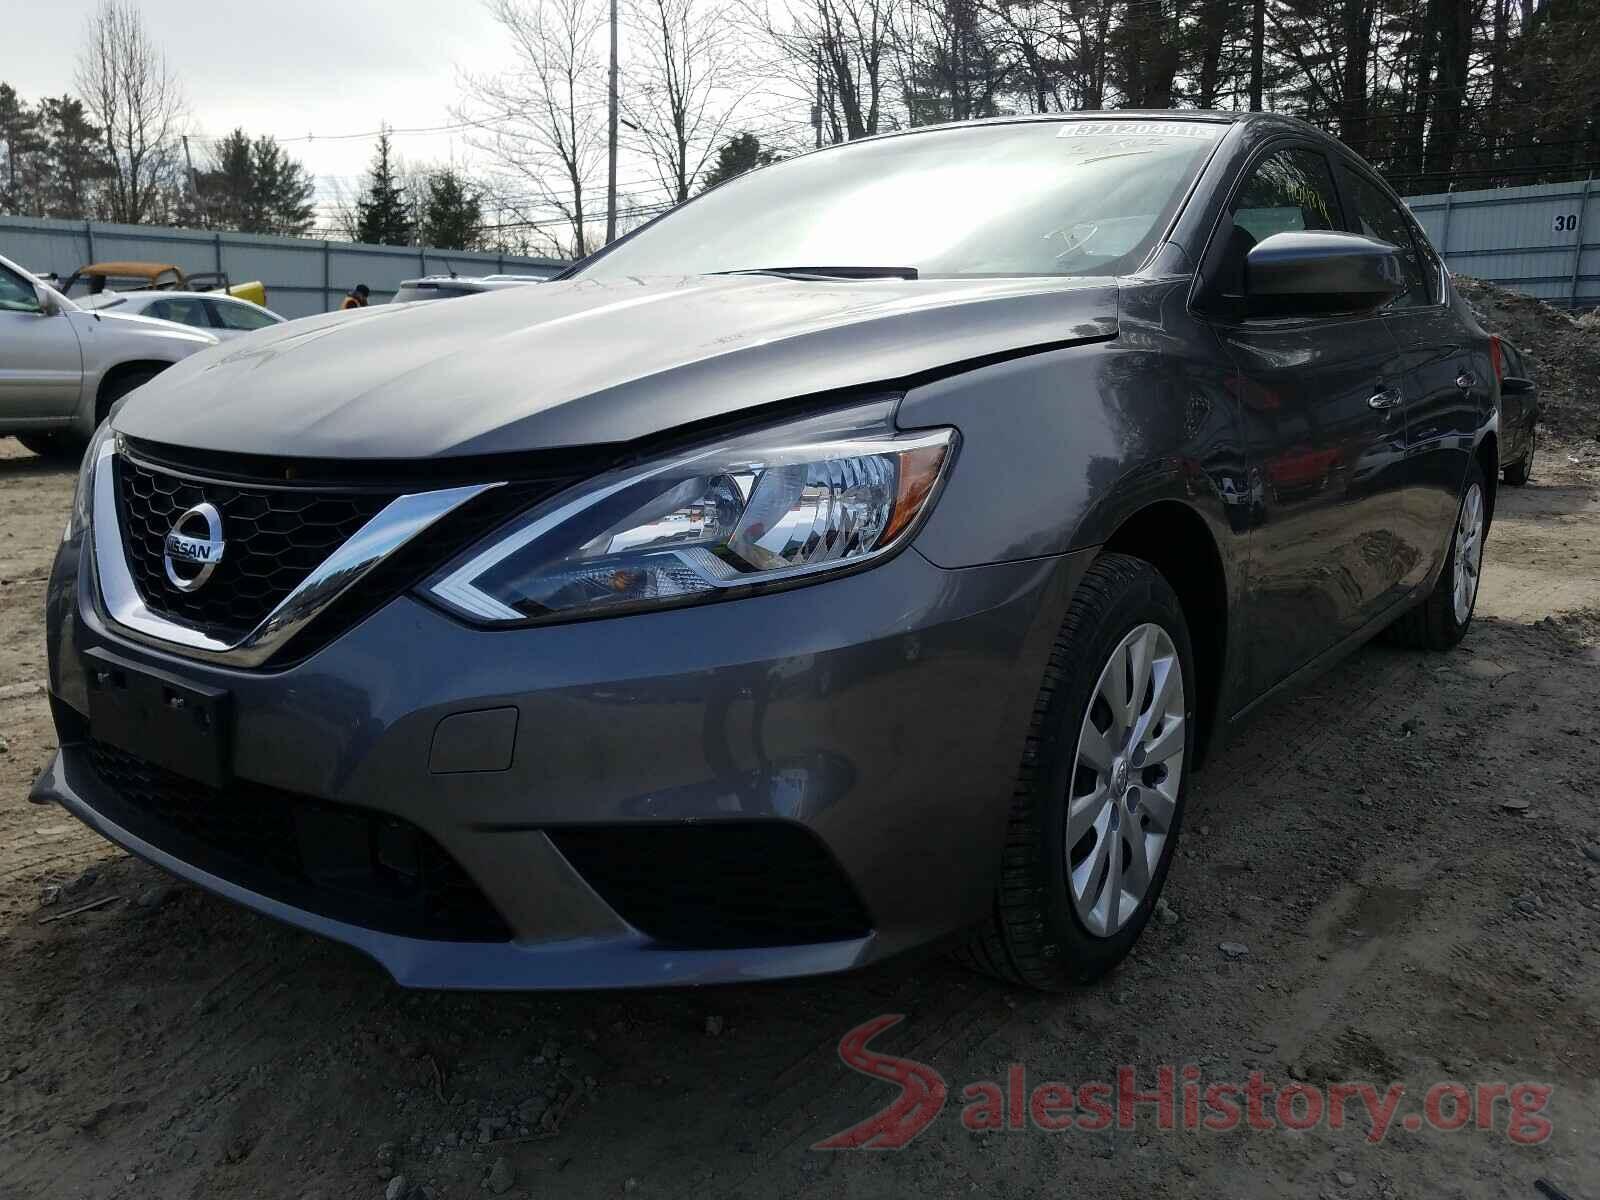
<box><xmin>354</xmin><ymin>130</ymin><xmax>413</xmax><ymax>246</ymax></box>
<box><xmin>204</xmin><ymin>128</ymin><xmax>255</xmax><ymax>229</ymax></box>
<box><xmin>0</xmin><ymin>84</ymin><xmax>46</xmax><ymax>214</ymax></box>
<box><xmin>698</xmin><ymin>133</ymin><xmax>779</xmax><ymax>193</ymax></box>
<box><xmin>420</xmin><ymin>168</ymin><xmax>483</xmax><ymax>250</ymax></box>
<box><xmin>250</xmin><ymin>134</ymin><xmax>315</xmax><ymax>235</ymax></box>
<box><xmin>200</xmin><ymin>129</ymin><xmax>315</xmax><ymax>236</ymax></box>
<box><xmin>39</xmin><ymin>95</ymin><xmax>110</xmax><ymax>219</ymax></box>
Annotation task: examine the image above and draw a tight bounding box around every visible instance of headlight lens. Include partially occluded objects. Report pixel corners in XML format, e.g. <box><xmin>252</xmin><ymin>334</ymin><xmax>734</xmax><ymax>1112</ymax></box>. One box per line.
<box><xmin>65</xmin><ymin>424</ymin><xmax>114</xmax><ymax>542</ymax></box>
<box><xmin>423</xmin><ymin>409</ymin><xmax>957</xmax><ymax>625</ymax></box>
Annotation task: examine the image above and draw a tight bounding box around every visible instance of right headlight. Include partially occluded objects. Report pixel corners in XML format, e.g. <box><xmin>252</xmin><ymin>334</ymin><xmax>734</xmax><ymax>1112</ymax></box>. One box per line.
<box><xmin>65</xmin><ymin>423</ymin><xmax>115</xmax><ymax>543</ymax></box>
<box><xmin>422</xmin><ymin>406</ymin><xmax>957</xmax><ymax>626</ymax></box>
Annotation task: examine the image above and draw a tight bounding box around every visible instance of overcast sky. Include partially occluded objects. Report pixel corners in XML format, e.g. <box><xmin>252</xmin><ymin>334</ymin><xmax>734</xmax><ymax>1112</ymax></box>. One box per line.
<box><xmin>3</xmin><ymin>0</ymin><xmax>578</xmax><ymax>229</ymax></box>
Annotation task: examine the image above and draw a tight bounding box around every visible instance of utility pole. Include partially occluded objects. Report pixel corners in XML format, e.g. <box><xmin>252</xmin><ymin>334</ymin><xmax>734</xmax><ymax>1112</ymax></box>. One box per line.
<box><xmin>181</xmin><ymin>134</ymin><xmax>202</xmax><ymax>220</ymax></box>
<box><xmin>814</xmin><ymin>46</ymin><xmax>825</xmax><ymax>149</ymax></box>
<box><xmin>606</xmin><ymin>0</ymin><xmax>619</xmax><ymax>244</ymax></box>
<box><xmin>1248</xmin><ymin>0</ymin><xmax>1265</xmax><ymax>112</ymax></box>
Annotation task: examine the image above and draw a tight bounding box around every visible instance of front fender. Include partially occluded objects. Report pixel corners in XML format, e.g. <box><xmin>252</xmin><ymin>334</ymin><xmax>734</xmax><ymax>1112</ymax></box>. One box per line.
<box><xmin>68</xmin><ymin>312</ymin><xmax>216</xmax><ymax>435</ymax></box>
<box><xmin>897</xmin><ymin>279</ymin><xmax>1243</xmax><ymax>578</ymax></box>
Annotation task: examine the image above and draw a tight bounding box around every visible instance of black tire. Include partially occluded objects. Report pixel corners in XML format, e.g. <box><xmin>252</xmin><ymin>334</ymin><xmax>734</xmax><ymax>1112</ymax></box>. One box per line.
<box><xmin>1503</xmin><ymin>427</ymin><xmax>1534</xmax><ymax>486</ymax></box>
<box><xmin>97</xmin><ymin>365</ymin><xmax>164</xmax><ymax>424</ymax></box>
<box><xmin>958</xmin><ymin>553</ymin><xmax>1196</xmax><ymax>990</ymax></box>
<box><xmin>15</xmin><ymin>432</ymin><xmax>80</xmax><ymax>459</ymax></box>
<box><xmin>1387</xmin><ymin>458</ymin><xmax>1488</xmax><ymax>651</ymax></box>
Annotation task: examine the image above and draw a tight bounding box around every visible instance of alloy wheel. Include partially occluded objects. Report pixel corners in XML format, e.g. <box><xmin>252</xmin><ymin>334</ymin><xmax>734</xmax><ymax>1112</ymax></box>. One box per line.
<box><xmin>1066</xmin><ymin>623</ymin><xmax>1185</xmax><ymax>937</ymax></box>
<box><xmin>1453</xmin><ymin>482</ymin><xmax>1485</xmax><ymax>624</ymax></box>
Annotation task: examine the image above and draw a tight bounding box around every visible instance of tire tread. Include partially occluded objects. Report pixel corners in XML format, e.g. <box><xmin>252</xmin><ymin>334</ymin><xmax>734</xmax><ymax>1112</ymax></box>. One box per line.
<box><xmin>960</xmin><ymin>553</ymin><xmax>1182</xmax><ymax>990</ymax></box>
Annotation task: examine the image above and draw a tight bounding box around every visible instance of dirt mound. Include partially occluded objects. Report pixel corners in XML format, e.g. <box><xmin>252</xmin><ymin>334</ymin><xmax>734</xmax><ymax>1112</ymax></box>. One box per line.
<box><xmin>1454</xmin><ymin>275</ymin><xmax>1600</xmax><ymax>443</ymax></box>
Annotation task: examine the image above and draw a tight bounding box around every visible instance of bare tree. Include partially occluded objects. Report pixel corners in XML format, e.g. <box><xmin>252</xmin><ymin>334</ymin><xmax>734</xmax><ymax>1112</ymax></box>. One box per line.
<box><xmin>459</xmin><ymin>0</ymin><xmax>610</xmax><ymax>257</ymax></box>
<box><xmin>73</xmin><ymin>0</ymin><xmax>185</xmax><ymax>225</ymax></box>
<box><xmin>750</xmin><ymin>0</ymin><xmax>900</xmax><ymax>143</ymax></box>
<box><xmin>622</xmin><ymin>0</ymin><xmax>748</xmax><ymax>202</ymax></box>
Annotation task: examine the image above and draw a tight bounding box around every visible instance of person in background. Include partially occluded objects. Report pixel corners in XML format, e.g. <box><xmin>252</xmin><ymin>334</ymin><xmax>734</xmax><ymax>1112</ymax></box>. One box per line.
<box><xmin>340</xmin><ymin>283</ymin><xmax>371</xmax><ymax>310</ymax></box>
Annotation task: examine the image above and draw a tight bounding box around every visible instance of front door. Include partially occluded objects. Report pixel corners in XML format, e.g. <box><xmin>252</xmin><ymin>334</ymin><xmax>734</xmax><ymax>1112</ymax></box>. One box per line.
<box><xmin>1202</xmin><ymin>143</ymin><xmax>1414</xmax><ymax>696</ymax></box>
<box><xmin>0</xmin><ymin>262</ymin><xmax>83</xmax><ymax>421</ymax></box>
<box><xmin>1341</xmin><ymin>164</ymin><xmax>1484</xmax><ymax>583</ymax></box>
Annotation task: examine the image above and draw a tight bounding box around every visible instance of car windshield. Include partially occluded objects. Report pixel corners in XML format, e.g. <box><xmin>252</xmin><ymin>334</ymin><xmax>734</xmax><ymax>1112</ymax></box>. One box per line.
<box><xmin>577</xmin><ymin>119</ymin><xmax>1223</xmax><ymax>280</ymax></box>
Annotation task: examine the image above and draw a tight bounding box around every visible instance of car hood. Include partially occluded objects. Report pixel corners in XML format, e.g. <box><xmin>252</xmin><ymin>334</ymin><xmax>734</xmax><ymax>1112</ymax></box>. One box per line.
<box><xmin>113</xmin><ymin>274</ymin><xmax>1117</xmax><ymax>459</ymax></box>
<box><xmin>75</xmin><ymin>307</ymin><xmax>219</xmax><ymax>346</ymax></box>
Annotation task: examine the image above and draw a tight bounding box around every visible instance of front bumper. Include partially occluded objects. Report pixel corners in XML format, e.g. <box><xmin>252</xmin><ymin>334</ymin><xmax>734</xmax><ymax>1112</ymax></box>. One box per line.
<box><xmin>39</xmin><ymin>530</ymin><xmax>1088</xmax><ymax>989</ymax></box>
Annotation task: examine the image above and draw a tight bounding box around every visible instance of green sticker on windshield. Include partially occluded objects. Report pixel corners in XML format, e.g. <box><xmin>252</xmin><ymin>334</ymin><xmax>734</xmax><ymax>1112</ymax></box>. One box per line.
<box><xmin>1056</xmin><ymin>121</ymin><xmax>1220</xmax><ymax>140</ymax></box>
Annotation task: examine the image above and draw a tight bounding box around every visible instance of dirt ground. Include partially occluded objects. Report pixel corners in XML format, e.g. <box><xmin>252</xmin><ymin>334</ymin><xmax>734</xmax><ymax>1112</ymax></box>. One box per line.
<box><xmin>1</xmin><ymin>428</ymin><xmax>1598</xmax><ymax>1200</ymax></box>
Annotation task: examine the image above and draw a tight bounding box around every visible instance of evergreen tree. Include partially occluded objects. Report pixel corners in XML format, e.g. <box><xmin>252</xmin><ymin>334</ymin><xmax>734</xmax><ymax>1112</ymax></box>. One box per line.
<box><xmin>200</xmin><ymin>128</ymin><xmax>315</xmax><ymax>236</ymax></box>
<box><xmin>0</xmin><ymin>84</ymin><xmax>46</xmax><ymax>214</ymax></box>
<box><xmin>698</xmin><ymin>133</ymin><xmax>779</xmax><ymax>193</ymax></box>
<box><xmin>420</xmin><ymin>168</ymin><xmax>483</xmax><ymax>250</ymax></box>
<box><xmin>250</xmin><ymin>134</ymin><xmax>315</xmax><ymax>235</ymax></box>
<box><xmin>354</xmin><ymin>130</ymin><xmax>413</xmax><ymax>246</ymax></box>
<box><xmin>39</xmin><ymin>95</ymin><xmax>110</xmax><ymax>219</ymax></box>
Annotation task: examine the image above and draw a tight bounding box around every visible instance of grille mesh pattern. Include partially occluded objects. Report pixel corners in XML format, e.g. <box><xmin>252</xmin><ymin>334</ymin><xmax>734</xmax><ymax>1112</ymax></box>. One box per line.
<box><xmin>115</xmin><ymin>457</ymin><xmax>392</xmax><ymax>639</ymax></box>
<box><xmin>549</xmin><ymin>823</ymin><xmax>872</xmax><ymax>948</ymax></box>
<box><xmin>85</xmin><ymin>741</ymin><xmax>512</xmax><ymax>942</ymax></box>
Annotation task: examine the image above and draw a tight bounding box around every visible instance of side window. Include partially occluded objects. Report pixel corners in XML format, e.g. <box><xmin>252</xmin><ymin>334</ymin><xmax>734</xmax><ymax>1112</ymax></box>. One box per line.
<box><xmin>208</xmin><ymin>300</ymin><xmax>278</xmax><ymax>331</ymax></box>
<box><xmin>1344</xmin><ymin>170</ymin><xmax>1436</xmax><ymax>307</ymax></box>
<box><xmin>1215</xmin><ymin>146</ymin><xmax>1343</xmax><ymax>296</ymax></box>
<box><xmin>0</xmin><ymin>264</ymin><xmax>43</xmax><ymax>313</ymax></box>
<box><xmin>147</xmin><ymin>297</ymin><xmax>209</xmax><ymax>328</ymax></box>
<box><xmin>1233</xmin><ymin>148</ymin><xmax>1342</xmax><ymax>240</ymax></box>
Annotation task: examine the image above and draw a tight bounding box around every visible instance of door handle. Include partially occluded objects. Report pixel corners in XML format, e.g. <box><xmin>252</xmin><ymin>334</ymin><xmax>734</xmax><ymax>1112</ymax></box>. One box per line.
<box><xmin>1368</xmin><ymin>386</ymin><xmax>1403</xmax><ymax>410</ymax></box>
<box><xmin>1456</xmin><ymin>371</ymin><xmax>1477</xmax><ymax>391</ymax></box>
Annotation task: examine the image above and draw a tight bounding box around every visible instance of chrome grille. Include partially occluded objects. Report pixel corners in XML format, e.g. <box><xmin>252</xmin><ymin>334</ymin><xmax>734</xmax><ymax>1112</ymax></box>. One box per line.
<box><xmin>113</xmin><ymin>455</ymin><xmax>394</xmax><ymax>640</ymax></box>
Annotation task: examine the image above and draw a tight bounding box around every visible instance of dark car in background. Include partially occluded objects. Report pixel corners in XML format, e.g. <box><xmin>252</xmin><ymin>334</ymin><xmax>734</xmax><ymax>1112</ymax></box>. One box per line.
<box><xmin>36</xmin><ymin>111</ymin><xmax>1501</xmax><ymax>991</ymax></box>
<box><xmin>1496</xmin><ymin>337</ymin><xmax>1539</xmax><ymax>484</ymax></box>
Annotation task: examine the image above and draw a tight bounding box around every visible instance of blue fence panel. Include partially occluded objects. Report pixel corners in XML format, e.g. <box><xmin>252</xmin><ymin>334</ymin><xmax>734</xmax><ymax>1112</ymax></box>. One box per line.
<box><xmin>1405</xmin><ymin>177</ymin><xmax>1599</xmax><ymax>310</ymax></box>
<box><xmin>0</xmin><ymin>214</ymin><xmax>567</xmax><ymax>319</ymax></box>
<box><xmin>8</xmin><ymin>183</ymin><xmax>1597</xmax><ymax>314</ymax></box>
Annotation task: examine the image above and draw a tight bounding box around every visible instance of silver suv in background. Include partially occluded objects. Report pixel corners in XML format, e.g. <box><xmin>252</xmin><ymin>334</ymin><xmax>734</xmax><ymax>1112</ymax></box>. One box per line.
<box><xmin>0</xmin><ymin>252</ymin><xmax>218</xmax><ymax>457</ymax></box>
<box><xmin>390</xmin><ymin>272</ymin><xmax>561</xmax><ymax>304</ymax></box>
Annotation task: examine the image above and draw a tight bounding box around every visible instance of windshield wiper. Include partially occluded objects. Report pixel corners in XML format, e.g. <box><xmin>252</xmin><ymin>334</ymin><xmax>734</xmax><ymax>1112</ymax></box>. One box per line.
<box><xmin>714</xmin><ymin>265</ymin><xmax>918</xmax><ymax>281</ymax></box>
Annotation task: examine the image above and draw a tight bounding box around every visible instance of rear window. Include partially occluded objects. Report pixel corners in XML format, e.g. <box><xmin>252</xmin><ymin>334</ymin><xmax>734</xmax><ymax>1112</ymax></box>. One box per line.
<box><xmin>146</xmin><ymin>297</ymin><xmax>211</xmax><ymax>327</ymax></box>
<box><xmin>209</xmin><ymin>300</ymin><xmax>279</xmax><ymax>331</ymax></box>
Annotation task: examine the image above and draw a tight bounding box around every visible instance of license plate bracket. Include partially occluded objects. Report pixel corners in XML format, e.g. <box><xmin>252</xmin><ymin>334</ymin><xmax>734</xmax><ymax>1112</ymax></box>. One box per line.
<box><xmin>84</xmin><ymin>648</ymin><xmax>232</xmax><ymax>787</ymax></box>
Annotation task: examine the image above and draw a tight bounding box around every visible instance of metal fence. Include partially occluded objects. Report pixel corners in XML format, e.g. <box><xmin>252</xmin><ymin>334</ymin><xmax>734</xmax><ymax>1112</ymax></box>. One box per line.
<box><xmin>1404</xmin><ymin>177</ymin><xmax>1598</xmax><ymax>311</ymax></box>
<box><xmin>6</xmin><ymin>182</ymin><xmax>1597</xmax><ymax>316</ymax></box>
<box><xmin>0</xmin><ymin>214</ymin><xmax>568</xmax><ymax>319</ymax></box>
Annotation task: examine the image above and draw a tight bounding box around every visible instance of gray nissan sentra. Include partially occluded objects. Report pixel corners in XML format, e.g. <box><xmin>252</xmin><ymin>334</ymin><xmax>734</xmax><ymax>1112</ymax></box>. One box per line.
<box><xmin>36</xmin><ymin>111</ymin><xmax>1501</xmax><ymax>991</ymax></box>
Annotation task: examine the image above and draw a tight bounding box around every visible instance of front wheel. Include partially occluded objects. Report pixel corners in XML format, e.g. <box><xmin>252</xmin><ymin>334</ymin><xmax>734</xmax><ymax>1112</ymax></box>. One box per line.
<box><xmin>15</xmin><ymin>432</ymin><xmax>81</xmax><ymax>460</ymax></box>
<box><xmin>959</xmin><ymin>553</ymin><xmax>1195</xmax><ymax>990</ymax></box>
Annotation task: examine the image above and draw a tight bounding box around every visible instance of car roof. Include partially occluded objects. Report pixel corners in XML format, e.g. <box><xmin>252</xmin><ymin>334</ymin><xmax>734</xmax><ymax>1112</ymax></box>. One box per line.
<box><xmin>397</xmin><ymin>276</ymin><xmax>534</xmax><ymax>290</ymax></box>
<box><xmin>790</xmin><ymin>109</ymin><xmax>1331</xmax><ymax>156</ymax></box>
<box><xmin>78</xmin><ymin>261</ymin><xmax>182</xmax><ymax>278</ymax></box>
<box><xmin>87</xmin><ymin>289</ymin><xmax>276</xmax><ymax>309</ymax></box>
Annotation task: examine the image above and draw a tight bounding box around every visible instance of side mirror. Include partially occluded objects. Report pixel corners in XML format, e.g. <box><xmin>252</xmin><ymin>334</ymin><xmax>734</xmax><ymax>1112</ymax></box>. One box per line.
<box><xmin>32</xmin><ymin>284</ymin><xmax>61</xmax><ymax>317</ymax></box>
<box><xmin>1243</xmin><ymin>231</ymin><xmax>1407</xmax><ymax>318</ymax></box>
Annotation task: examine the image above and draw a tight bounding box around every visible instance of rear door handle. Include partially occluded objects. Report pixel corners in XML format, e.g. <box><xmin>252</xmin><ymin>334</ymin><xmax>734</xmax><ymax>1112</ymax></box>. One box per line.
<box><xmin>1368</xmin><ymin>386</ymin><xmax>1403</xmax><ymax>410</ymax></box>
<box><xmin>1456</xmin><ymin>371</ymin><xmax>1477</xmax><ymax>391</ymax></box>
